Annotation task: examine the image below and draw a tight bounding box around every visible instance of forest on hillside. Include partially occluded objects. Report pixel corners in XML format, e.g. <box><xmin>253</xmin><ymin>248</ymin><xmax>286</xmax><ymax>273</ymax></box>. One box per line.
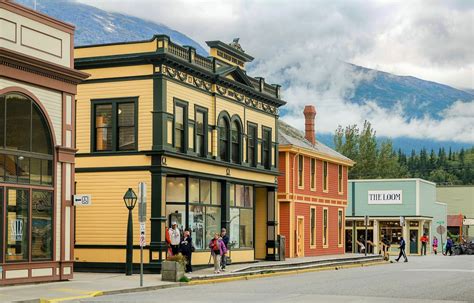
<box><xmin>334</xmin><ymin>121</ymin><xmax>474</xmax><ymax>185</ymax></box>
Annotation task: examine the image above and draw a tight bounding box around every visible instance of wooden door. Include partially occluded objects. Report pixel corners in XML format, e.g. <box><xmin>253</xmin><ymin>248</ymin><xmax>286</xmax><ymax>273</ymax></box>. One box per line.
<box><xmin>296</xmin><ymin>217</ymin><xmax>304</xmax><ymax>257</ymax></box>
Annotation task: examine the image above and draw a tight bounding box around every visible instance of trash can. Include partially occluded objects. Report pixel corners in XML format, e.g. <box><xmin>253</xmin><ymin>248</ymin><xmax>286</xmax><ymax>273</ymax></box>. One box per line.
<box><xmin>278</xmin><ymin>235</ymin><xmax>286</xmax><ymax>261</ymax></box>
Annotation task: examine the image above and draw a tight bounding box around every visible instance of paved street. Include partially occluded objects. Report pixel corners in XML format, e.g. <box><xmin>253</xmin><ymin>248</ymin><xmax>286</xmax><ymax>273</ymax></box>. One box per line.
<box><xmin>78</xmin><ymin>255</ymin><xmax>474</xmax><ymax>303</ymax></box>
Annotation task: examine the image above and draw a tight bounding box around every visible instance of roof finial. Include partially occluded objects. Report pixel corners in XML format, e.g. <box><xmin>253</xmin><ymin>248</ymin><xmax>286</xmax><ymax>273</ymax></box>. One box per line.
<box><xmin>229</xmin><ymin>38</ymin><xmax>244</xmax><ymax>52</ymax></box>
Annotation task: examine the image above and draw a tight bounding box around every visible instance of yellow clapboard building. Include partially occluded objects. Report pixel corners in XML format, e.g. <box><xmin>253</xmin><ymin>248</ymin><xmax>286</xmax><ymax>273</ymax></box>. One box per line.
<box><xmin>74</xmin><ymin>36</ymin><xmax>286</xmax><ymax>272</ymax></box>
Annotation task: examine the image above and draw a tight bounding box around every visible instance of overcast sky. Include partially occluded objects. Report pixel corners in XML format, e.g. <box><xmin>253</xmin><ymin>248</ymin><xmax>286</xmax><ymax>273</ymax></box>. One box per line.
<box><xmin>78</xmin><ymin>0</ymin><xmax>474</xmax><ymax>143</ymax></box>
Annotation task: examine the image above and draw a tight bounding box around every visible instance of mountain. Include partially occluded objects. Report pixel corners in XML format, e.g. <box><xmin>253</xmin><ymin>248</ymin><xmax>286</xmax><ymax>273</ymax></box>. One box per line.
<box><xmin>15</xmin><ymin>0</ymin><xmax>207</xmax><ymax>55</ymax></box>
<box><xmin>17</xmin><ymin>0</ymin><xmax>473</xmax><ymax>153</ymax></box>
<box><xmin>350</xmin><ymin>65</ymin><xmax>474</xmax><ymax>120</ymax></box>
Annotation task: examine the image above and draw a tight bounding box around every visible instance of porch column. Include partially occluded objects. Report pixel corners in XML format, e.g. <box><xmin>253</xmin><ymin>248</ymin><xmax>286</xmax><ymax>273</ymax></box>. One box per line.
<box><xmin>149</xmin><ymin>169</ymin><xmax>167</xmax><ymax>272</ymax></box>
<box><xmin>373</xmin><ymin>219</ymin><xmax>379</xmax><ymax>255</ymax></box>
<box><xmin>266</xmin><ymin>187</ymin><xmax>279</xmax><ymax>261</ymax></box>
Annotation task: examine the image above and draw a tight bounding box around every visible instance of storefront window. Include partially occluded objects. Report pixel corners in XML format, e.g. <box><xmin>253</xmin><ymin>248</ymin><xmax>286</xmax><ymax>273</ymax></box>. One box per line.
<box><xmin>167</xmin><ymin>177</ymin><xmax>223</xmax><ymax>251</ymax></box>
<box><xmin>6</xmin><ymin>188</ymin><xmax>29</xmax><ymax>262</ymax></box>
<box><xmin>205</xmin><ymin>206</ymin><xmax>221</xmax><ymax>246</ymax></box>
<box><xmin>166</xmin><ymin>204</ymin><xmax>185</xmax><ymax>228</ymax></box>
<box><xmin>166</xmin><ymin>177</ymin><xmax>186</xmax><ymax>202</ymax></box>
<box><xmin>230</xmin><ymin>183</ymin><xmax>254</xmax><ymax>248</ymax></box>
<box><xmin>423</xmin><ymin>222</ymin><xmax>430</xmax><ymax>237</ymax></box>
<box><xmin>379</xmin><ymin>221</ymin><xmax>402</xmax><ymax>245</ymax></box>
<box><xmin>189</xmin><ymin>205</ymin><xmax>204</xmax><ymax>249</ymax></box>
<box><xmin>32</xmin><ymin>190</ymin><xmax>53</xmax><ymax>260</ymax></box>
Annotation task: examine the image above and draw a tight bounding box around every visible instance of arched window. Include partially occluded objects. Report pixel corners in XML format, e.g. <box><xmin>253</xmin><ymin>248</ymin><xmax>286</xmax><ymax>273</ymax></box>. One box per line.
<box><xmin>231</xmin><ymin>120</ymin><xmax>241</xmax><ymax>164</ymax></box>
<box><xmin>0</xmin><ymin>93</ymin><xmax>54</xmax><ymax>185</ymax></box>
<box><xmin>0</xmin><ymin>92</ymin><xmax>54</xmax><ymax>262</ymax></box>
<box><xmin>218</xmin><ymin>116</ymin><xmax>229</xmax><ymax>161</ymax></box>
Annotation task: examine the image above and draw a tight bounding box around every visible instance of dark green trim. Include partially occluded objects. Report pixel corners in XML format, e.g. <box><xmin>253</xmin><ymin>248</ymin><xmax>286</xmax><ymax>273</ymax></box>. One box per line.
<box><xmin>81</xmin><ymin>75</ymin><xmax>153</xmax><ymax>84</ymax></box>
<box><xmin>205</xmin><ymin>40</ymin><xmax>254</xmax><ymax>62</ymax></box>
<box><xmin>152</xmin><ymin>74</ymin><xmax>167</xmax><ymax>150</ymax></box>
<box><xmin>246</xmin><ymin>121</ymin><xmax>258</xmax><ymax>167</ymax></box>
<box><xmin>261</xmin><ymin>126</ymin><xmax>272</xmax><ymax>169</ymax></box>
<box><xmin>74</xmin><ymin>261</ymin><xmax>162</xmax><ymax>274</ymax></box>
<box><xmin>76</xmin><ymin>151</ymin><xmax>148</xmax><ymax>157</ymax></box>
<box><xmin>75</xmin><ymin>52</ymin><xmax>285</xmax><ymax>107</ymax></box>
<box><xmin>216</xmin><ymin>111</ymin><xmax>231</xmax><ymax>162</ymax></box>
<box><xmin>90</xmin><ymin>97</ymin><xmax>139</xmax><ymax>153</ymax></box>
<box><xmin>172</xmin><ymin>98</ymin><xmax>189</xmax><ymax>153</ymax></box>
<box><xmin>230</xmin><ymin>114</ymin><xmax>244</xmax><ymax>165</ymax></box>
<box><xmin>76</xmin><ymin>166</ymin><xmax>150</xmax><ymax>173</ymax></box>
<box><xmin>194</xmin><ymin>105</ymin><xmax>208</xmax><ymax>157</ymax></box>
<box><xmin>74</xmin><ymin>34</ymin><xmax>170</xmax><ymax>49</ymax></box>
<box><xmin>150</xmin><ymin>171</ymin><xmax>166</xmax><ymax>264</ymax></box>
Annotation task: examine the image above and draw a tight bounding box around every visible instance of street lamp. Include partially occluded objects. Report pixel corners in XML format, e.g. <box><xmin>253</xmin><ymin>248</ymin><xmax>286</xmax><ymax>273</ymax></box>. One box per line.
<box><xmin>124</xmin><ymin>188</ymin><xmax>137</xmax><ymax>276</ymax></box>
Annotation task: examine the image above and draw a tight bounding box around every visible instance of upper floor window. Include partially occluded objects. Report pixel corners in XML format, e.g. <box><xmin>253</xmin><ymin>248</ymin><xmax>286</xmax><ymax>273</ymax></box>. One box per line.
<box><xmin>0</xmin><ymin>93</ymin><xmax>53</xmax><ymax>186</ymax></box>
<box><xmin>298</xmin><ymin>155</ymin><xmax>304</xmax><ymax>187</ymax></box>
<box><xmin>338</xmin><ymin>165</ymin><xmax>343</xmax><ymax>193</ymax></box>
<box><xmin>323</xmin><ymin>161</ymin><xmax>328</xmax><ymax>191</ymax></box>
<box><xmin>195</xmin><ymin>108</ymin><xmax>207</xmax><ymax>157</ymax></box>
<box><xmin>231</xmin><ymin>120</ymin><xmax>242</xmax><ymax>164</ymax></box>
<box><xmin>247</xmin><ymin>123</ymin><xmax>257</xmax><ymax>167</ymax></box>
<box><xmin>218</xmin><ymin>116</ymin><xmax>230</xmax><ymax>161</ymax></box>
<box><xmin>93</xmin><ymin>98</ymin><xmax>137</xmax><ymax>152</ymax></box>
<box><xmin>262</xmin><ymin>127</ymin><xmax>272</xmax><ymax>169</ymax></box>
<box><xmin>310</xmin><ymin>158</ymin><xmax>316</xmax><ymax>190</ymax></box>
<box><xmin>174</xmin><ymin>102</ymin><xmax>187</xmax><ymax>152</ymax></box>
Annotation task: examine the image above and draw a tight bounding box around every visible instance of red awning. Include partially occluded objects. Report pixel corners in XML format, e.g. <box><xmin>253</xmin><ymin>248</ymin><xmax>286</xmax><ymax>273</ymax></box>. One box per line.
<box><xmin>447</xmin><ymin>214</ymin><xmax>463</xmax><ymax>227</ymax></box>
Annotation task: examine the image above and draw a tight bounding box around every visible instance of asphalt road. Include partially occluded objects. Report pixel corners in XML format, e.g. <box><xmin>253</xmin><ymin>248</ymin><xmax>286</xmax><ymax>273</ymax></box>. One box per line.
<box><xmin>80</xmin><ymin>255</ymin><xmax>474</xmax><ymax>303</ymax></box>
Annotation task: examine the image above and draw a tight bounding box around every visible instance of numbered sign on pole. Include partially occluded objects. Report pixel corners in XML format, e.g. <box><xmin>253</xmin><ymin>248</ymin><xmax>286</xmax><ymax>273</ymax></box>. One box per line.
<box><xmin>139</xmin><ymin>222</ymin><xmax>146</xmax><ymax>247</ymax></box>
<box><xmin>138</xmin><ymin>182</ymin><xmax>147</xmax><ymax>223</ymax></box>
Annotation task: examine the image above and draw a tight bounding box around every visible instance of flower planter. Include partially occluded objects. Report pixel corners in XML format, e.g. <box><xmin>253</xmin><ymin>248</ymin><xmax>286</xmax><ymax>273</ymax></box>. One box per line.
<box><xmin>161</xmin><ymin>260</ymin><xmax>185</xmax><ymax>282</ymax></box>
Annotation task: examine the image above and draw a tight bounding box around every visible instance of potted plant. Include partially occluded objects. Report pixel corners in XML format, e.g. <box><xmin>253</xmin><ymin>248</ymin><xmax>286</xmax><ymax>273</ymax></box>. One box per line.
<box><xmin>162</xmin><ymin>253</ymin><xmax>186</xmax><ymax>282</ymax></box>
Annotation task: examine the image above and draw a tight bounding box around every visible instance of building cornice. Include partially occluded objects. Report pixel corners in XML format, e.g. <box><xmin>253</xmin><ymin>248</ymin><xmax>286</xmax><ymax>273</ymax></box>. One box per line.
<box><xmin>279</xmin><ymin>144</ymin><xmax>355</xmax><ymax>166</ymax></box>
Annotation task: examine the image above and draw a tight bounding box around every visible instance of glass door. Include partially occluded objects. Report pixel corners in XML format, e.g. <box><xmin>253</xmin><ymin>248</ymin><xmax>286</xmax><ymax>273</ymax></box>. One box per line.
<box><xmin>410</xmin><ymin>229</ymin><xmax>419</xmax><ymax>254</ymax></box>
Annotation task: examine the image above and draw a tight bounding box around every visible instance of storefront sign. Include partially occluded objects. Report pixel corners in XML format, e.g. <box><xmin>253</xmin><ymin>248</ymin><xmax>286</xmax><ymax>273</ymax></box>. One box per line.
<box><xmin>11</xmin><ymin>219</ymin><xmax>23</xmax><ymax>241</ymax></box>
<box><xmin>368</xmin><ymin>190</ymin><xmax>402</xmax><ymax>204</ymax></box>
<box><xmin>463</xmin><ymin>218</ymin><xmax>474</xmax><ymax>225</ymax></box>
<box><xmin>74</xmin><ymin>194</ymin><xmax>92</xmax><ymax>206</ymax></box>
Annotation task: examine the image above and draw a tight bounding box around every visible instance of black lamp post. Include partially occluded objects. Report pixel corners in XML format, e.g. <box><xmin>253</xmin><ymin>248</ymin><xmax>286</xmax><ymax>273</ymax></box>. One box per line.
<box><xmin>123</xmin><ymin>188</ymin><xmax>137</xmax><ymax>276</ymax></box>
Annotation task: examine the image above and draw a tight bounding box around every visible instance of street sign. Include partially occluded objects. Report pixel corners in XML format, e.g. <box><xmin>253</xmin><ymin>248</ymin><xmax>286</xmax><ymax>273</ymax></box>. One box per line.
<box><xmin>139</xmin><ymin>222</ymin><xmax>146</xmax><ymax>247</ymax></box>
<box><xmin>73</xmin><ymin>194</ymin><xmax>91</xmax><ymax>206</ymax></box>
<box><xmin>436</xmin><ymin>220</ymin><xmax>445</xmax><ymax>225</ymax></box>
<box><xmin>400</xmin><ymin>216</ymin><xmax>405</xmax><ymax>227</ymax></box>
<box><xmin>437</xmin><ymin>225</ymin><xmax>446</xmax><ymax>234</ymax></box>
<box><xmin>138</xmin><ymin>182</ymin><xmax>147</xmax><ymax>223</ymax></box>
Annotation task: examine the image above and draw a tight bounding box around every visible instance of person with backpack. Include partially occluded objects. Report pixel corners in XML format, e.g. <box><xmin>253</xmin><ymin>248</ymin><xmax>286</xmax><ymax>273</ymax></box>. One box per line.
<box><xmin>395</xmin><ymin>236</ymin><xmax>408</xmax><ymax>262</ymax></box>
<box><xmin>180</xmin><ymin>228</ymin><xmax>194</xmax><ymax>273</ymax></box>
<box><xmin>220</xmin><ymin>228</ymin><xmax>230</xmax><ymax>271</ymax></box>
<box><xmin>445</xmin><ymin>237</ymin><xmax>454</xmax><ymax>256</ymax></box>
<box><xmin>209</xmin><ymin>232</ymin><xmax>226</xmax><ymax>274</ymax></box>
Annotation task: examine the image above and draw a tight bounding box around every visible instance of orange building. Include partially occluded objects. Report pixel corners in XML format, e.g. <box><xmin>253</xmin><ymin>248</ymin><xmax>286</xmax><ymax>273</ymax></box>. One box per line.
<box><xmin>278</xmin><ymin>106</ymin><xmax>354</xmax><ymax>258</ymax></box>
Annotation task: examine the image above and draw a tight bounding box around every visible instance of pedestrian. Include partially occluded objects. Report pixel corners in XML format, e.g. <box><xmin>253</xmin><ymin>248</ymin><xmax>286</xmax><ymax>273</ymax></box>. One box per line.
<box><xmin>381</xmin><ymin>236</ymin><xmax>391</xmax><ymax>261</ymax></box>
<box><xmin>445</xmin><ymin>237</ymin><xmax>453</xmax><ymax>256</ymax></box>
<box><xmin>220</xmin><ymin>228</ymin><xmax>229</xmax><ymax>271</ymax></box>
<box><xmin>395</xmin><ymin>236</ymin><xmax>408</xmax><ymax>262</ymax></box>
<box><xmin>169</xmin><ymin>221</ymin><xmax>181</xmax><ymax>256</ymax></box>
<box><xmin>420</xmin><ymin>233</ymin><xmax>428</xmax><ymax>256</ymax></box>
<box><xmin>179</xmin><ymin>228</ymin><xmax>194</xmax><ymax>273</ymax></box>
<box><xmin>432</xmin><ymin>236</ymin><xmax>438</xmax><ymax>255</ymax></box>
<box><xmin>209</xmin><ymin>232</ymin><xmax>226</xmax><ymax>274</ymax></box>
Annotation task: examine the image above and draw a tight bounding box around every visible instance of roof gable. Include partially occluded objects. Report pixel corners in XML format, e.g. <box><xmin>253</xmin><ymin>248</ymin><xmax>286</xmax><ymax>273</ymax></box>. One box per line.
<box><xmin>217</xmin><ymin>66</ymin><xmax>254</xmax><ymax>88</ymax></box>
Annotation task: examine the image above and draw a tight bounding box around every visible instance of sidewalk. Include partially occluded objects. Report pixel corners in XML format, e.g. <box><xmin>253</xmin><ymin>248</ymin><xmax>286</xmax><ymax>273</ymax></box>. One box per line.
<box><xmin>0</xmin><ymin>272</ymin><xmax>177</xmax><ymax>303</ymax></box>
<box><xmin>0</xmin><ymin>254</ymin><xmax>384</xmax><ymax>302</ymax></box>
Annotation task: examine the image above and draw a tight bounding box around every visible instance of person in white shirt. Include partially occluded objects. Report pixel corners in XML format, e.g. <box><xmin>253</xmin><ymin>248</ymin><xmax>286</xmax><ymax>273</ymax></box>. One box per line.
<box><xmin>169</xmin><ymin>221</ymin><xmax>181</xmax><ymax>255</ymax></box>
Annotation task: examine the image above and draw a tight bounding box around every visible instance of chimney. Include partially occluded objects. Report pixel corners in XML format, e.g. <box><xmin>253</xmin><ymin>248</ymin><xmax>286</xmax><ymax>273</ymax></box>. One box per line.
<box><xmin>303</xmin><ymin>105</ymin><xmax>317</xmax><ymax>145</ymax></box>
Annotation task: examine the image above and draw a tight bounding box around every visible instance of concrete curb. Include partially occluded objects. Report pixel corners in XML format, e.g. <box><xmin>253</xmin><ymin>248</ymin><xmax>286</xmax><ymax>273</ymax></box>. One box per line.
<box><xmin>24</xmin><ymin>257</ymin><xmax>386</xmax><ymax>302</ymax></box>
<box><xmin>188</xmin><ymin>259</ymin><xmax>387</xmax><ymax>285</ymax></box>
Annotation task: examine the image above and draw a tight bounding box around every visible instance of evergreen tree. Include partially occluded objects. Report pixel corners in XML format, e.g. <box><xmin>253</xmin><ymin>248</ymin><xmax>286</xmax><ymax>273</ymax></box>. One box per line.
<box><xmin>357</xmin><ymin>121</ymin><xmax>378</xmax><ymax>179</ymax></box>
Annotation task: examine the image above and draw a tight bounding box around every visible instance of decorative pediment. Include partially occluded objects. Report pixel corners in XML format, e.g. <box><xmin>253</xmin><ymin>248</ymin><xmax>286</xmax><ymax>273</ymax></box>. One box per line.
<box><xmin>217</xmin><ymin>66</ymin><xmax>254</xmax><ymax>88</ymax></box>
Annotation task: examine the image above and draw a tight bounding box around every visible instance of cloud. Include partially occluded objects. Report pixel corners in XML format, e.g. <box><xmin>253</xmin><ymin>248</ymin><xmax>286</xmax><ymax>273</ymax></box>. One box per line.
<box><xmin>77</xmin><ymin>0</ymin><xmax>474</xmax><ymax>143</ymax></box>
